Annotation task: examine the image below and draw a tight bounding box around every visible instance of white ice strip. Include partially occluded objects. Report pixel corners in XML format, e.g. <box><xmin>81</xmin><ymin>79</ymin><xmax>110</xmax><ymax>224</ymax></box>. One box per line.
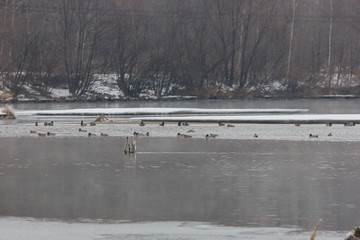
<box><xmin>14</xmin><ymin>108</ymin><xmax>309</xmax><ymax>116</ymax></box>
<box><xmin>132</xmin><ymin>114</ymin><xmax>360</xmax><ymax>123</ymax></box>
<box><xmin>0</xmin><ymin>217</ymin><xmax>345</xmax><ymax>240</ymax></box>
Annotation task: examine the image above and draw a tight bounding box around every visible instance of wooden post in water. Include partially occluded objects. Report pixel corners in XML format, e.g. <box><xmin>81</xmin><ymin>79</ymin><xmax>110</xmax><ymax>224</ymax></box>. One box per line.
<box><xmin>124</xmin><ymin>137</ymin><xmax>136</xmax><ymax>154</ymax></box>
<box><xmin>311</xmin><ymin>219</ymin><xmax>322</xmax><ymax>240</ymax></box>
<box><xmin>124</xmin><ymin>137</ymin><xmax>129</xmax><ymax>154</ymax></box>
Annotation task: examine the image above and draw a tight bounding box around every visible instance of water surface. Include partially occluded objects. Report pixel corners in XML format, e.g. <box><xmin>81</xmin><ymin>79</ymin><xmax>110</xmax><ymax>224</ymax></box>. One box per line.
<box><xmin>0</xmin><ymin>137</ymin><xmax>359</xmax><ymax>231</ymax></box>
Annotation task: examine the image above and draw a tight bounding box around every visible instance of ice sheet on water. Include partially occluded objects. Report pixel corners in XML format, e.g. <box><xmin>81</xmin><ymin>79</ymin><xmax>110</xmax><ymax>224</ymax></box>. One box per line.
<box><xmin>1</xmin><ymin>121</ymin><xmax>360</xmax><ymax>142</ymax></box>
<box><xmin>133</xmin><ymin>113</ymin><xmax>360</xmax><ymax>122</ymax></box>
<box><xmin>14</xmin><ymin>107</ymin><xmax>309</xmax><ymax>116</ymax></box>
<box><xmin>0</xmin><ymin>217</ymin><xmax>345</xmax><ymax>240</ymax></box>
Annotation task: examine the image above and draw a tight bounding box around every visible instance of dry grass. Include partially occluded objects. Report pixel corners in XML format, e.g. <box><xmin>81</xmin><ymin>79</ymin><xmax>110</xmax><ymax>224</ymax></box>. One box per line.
<box><xmin>94</xmin><ymin>113</ymin><xmax>109</xmax><ymax>122</ymax></box>
<box><xmin>1</xmin><ymin>105</ymin><xmax>16</xmax><ymax>119</ymax></box>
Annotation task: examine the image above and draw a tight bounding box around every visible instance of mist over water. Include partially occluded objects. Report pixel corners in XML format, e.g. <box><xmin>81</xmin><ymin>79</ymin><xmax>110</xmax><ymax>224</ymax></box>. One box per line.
<box><xmin>1</xmin><ymin>137</ymin><xmax>359</xmax><ymax>231</ymax></box>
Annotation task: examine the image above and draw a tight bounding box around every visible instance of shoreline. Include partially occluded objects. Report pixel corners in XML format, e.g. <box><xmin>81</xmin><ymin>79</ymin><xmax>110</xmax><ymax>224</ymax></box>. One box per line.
<box><xmin>2</xmin><ymin>94</ymin><xmax>360</xmax><ymax>104</ymax></box>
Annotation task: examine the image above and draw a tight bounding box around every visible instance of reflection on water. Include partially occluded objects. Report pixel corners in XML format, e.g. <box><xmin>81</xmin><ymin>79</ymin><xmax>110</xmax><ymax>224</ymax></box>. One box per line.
<box><xmin>0</xmin><ymin>137</ymin><xmax>359</xmax><ymax>231</ymax></box>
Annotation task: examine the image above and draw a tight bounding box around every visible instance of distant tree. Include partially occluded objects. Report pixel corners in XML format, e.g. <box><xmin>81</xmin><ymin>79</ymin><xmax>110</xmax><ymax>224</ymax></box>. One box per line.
<box><xmin>46</xmin><ymin>0</ymin><xmax>107</xmax><ymax>95</ymax></box>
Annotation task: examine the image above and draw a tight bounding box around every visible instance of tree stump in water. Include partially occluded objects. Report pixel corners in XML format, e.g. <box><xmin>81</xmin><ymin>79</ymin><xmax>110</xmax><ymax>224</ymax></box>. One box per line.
<box><xmin>345</xmin><ymin>227</ymin><xmax>360</xmax><ymax>240</ymax></box>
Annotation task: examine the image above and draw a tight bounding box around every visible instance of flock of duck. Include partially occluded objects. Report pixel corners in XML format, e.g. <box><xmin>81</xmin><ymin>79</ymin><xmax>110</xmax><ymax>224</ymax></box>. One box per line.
<box><xmin>28</xmin><ymin>118</ymin><xmax>356</xmax><ymax>139</ymax></box>
<box><xmin>30</xmin><ymin>120</ymin><xmax>109</xmax><ymax>137</ymax></box>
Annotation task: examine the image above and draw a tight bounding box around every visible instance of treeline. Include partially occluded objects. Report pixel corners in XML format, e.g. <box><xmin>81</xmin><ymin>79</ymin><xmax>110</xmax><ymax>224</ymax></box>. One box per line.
<box><xmin>0</xmin><ymin>0</ymin><xmax>360</xmax><ymax>98</ymax></box>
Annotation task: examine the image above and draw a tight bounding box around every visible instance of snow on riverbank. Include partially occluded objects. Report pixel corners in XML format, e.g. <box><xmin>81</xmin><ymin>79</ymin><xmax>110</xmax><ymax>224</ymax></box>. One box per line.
<box><xmin>14</xmin><ymin>108</ymin><xmax>309</xmax><ymax>116</ymax></box>
<box><xmin>0</xmin><ymin>217</ymin><xmax>345</xmax><ymax>240</ymax></box>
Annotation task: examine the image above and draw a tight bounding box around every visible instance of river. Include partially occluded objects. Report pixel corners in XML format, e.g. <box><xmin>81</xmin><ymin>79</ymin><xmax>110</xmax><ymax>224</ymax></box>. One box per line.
<box><xmin>0</xmin><ymin>99</ymin><xmax>359</xmax><ymax>239</ymax></box>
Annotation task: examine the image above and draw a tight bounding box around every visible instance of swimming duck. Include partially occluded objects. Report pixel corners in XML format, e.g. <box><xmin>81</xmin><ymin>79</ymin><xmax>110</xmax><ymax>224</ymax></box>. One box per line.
<box><xmin>38</xmin><ymin>133</ymin><xmax>46</xmax><ymax>137</ymax></box>
<box><xmin>81</xmin><ymin>120</ymin><xmax>87</xmax><ymax>126</ymax></box>
<box><xmin>182</xmin><ymin>122</ymin><xmax>189</xmax><ymax>126</ymax></box>
<box><xmin>159</xmin><ymin>121</ymin><xmax>165</xmax><ymax>126</ymax></box>
<box><xmin>48</xmin><ymin>121</ymin><xmax>54</xmax><ymax>126</ymax></box>
<box><xmin>218</xmin><ymin>122</ymin><xmax>225</xmax><ymax>126</ymax></box>
<box><xmin>139</xmin><ymin>121</ymin><xmax>145</xmax><ymax>126</ymax></box>
<box><xmin>253</xmin><ymin>133</ymin><xmax>258</xmax><ymax>138</ymax></box>
<box><xmin>47</xmin><ymin>132</ymin><xmax>55</xmax><ymax>136</ymax></box>
<box><xmin>309</xmin><ymin>134</ymin><xmax>318</xmax><ymax>138</ymax></box>
<box><xmin>44</xmin><ymin>122</ymin><xmax>48</xmax><ymax>126</ymax></box>
<box><xmin>79</xmin><ymin>128</ymin><xmax>87</xmax><ymax>132</ymax></box>
<box><xmin>205</xmin><ymin>134</ymin><xmax>216</xmax><ymax>139</ymax></box>
<box><xmin>326</xmin><ymin>122</ymin><xmax>332</xmax><ymax>127</ymax></box>
<box><xmin>328</xmin><ymin>133</ymin><xmax>333</xmax><ymax>136</ymax></box>
<box><xmin>88</xmin><ymin>132</ymin><xmax>96</xmax><ymax>137</ymax></box>
<box><xmin>177</xmin><ymin>133</ymin><xmax>192</xmax><ymax>138</ymax></box>
<box><xmin>100</xmin><ymin>133</ymin><xmax>109</xmax><ymax>137</ymax></box>
<box><xmin>178</xmin><ymin>121</ymin><xmax>182</xmax><ymax>126</ymax></box>
<box><xmin>134</xmin><ymin>132</ymin><xmax>149</xmax><ymax>136</ymax></box>
<box><xmin>187</xmin><ymin>129</ymin><xmax>195</xmax><ymax>133</ymax></box>
<box><xmin>344</xmin><ymin>122</ymin><xmax>355</xmax><ymax>126</ymax></box>
<box><xmin>294</xmin><ymin>123</ymin><xmax>301</xmax><ymax>126</ymax></box>
<box><xmin>30</xmin><ymin>130</ymin><xmax>37</xmax><ymax>134</ymax></box>
<box><xmin>226</xmin><ymin>124</ymin><xmax>235</xmax><ymax>127</ymax></box>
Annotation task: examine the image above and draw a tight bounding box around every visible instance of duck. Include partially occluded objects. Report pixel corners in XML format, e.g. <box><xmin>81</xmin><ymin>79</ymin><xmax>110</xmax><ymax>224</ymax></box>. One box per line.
<box><xmin>178</xmin><ymin>121</ymin><xmax>182</xmax><ymax>126</ymax></box>
<box><xmin>35</xmin><ymin>122</ymin><xmax>38</xmax><ymax>126</ymax></box>
<box><xmin>88</xmin><ymin>132</ymin><xmax>96</xmax><ymax>137</ymax></box>
<box><xmin>182</xmin><ymin>122</ymin><xmax>189</xmax><ymax>126</ymax></box>
<box><xmin>38</xmin><ymin>133</ymin><xmax>46</xmax><ymax>137</ymax></box>
<box><xmin>294</xmin><ymin>123</ymin><xmax>301</xmax><ymax>126</ymax></box>
<box><xmin>328</xmin><ymin>133</ymin><xmax>333</xmax><ymax>136</ymax></box>
<box><xmin>133</xmin><ymin>132</ymin><xmax>149</xmax><ymax>137</ymax></box>
<box><xmin>47</xmin><ymin>132</ymin><xmax>55</xmax><ymax>136</ymax></box>
<box><xmin>79</xmin><ymin>128</ymin><xmax>87</xmax><ymax>132</ymax></box>
<box><xmin>159</xmin><ymin>121</ymin><xmax>165</xmax><ymax>126</ymax></box>
<box><xmin>187</xmin><ymin>129</ymin><xmax>195</xmax><ymax>133</ymax></box>
<box><xmin>30</xmin><ymin>130</ymin><xmax>37</xmax><ymax>134</ymax></box>
<box><xmin>100</xmin><ymin>133</ymin><xmax>109</xmax><ymax>137</ymax></box>
<box><xmin>81</xmin><ymin>120</ymin><xmax>87</xmax><ymax>126</ymax></box>
<box><xmin>177</xmin><ymin>133</ymin><xmax>192</xmax><ymax>138</ymax></box>
<box><xmin>139</xmin><ymin>121</ymin><xmax>145</xmax><ymax>126</ymax></box>
<box><xmin>253</xmin><ymin>133</ymin><xmax>258</xmax><ymax>138</ymax></box>
<box><xmin>309</xmin><ymin>134</ymin><xmax>318</xmax><ymax>138</ymax></box>
<box><xmin>326</xmin><ymin>122</ymin><xmax>332</xmax><ymax>127</ymax></box>
<box><xmin>205</xmin><ymin>134</ymin><xmax>216</xmax><ymax>139</ymax></box>
<box><xmin>44</xmin><ymin>122</ymin><xmax>48</xmax><ymax>126</ymax></box>
<box><xmin>344</xmin><ymin>122</ymin><xmax>355</xmax><ymax>126</ymax></box>
<box><xmin>48</xmin><ymin>121</ymin><xmax>54</xmax><ymax>126</ymax></box>
<box><xmin>218</xmin><ymin>122</ymin><xmax>225</xmax><ymax>126</ymax></box>
<box><xmin>226</xmin><ymin>124</ymin><xmax>235</xmax><ymax>127</ymax></box>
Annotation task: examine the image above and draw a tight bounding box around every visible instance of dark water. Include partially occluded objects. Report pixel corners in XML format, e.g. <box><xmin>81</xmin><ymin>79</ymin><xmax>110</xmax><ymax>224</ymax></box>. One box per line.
<box><xmin>0</xmin><ymin>137</ymin><xmax>359</xmax><ymax>231</ymax></box>
<box><xmin>12</xmin><ymin>98</ymin><xmax>360</xmax><ymax>114</ymax></box>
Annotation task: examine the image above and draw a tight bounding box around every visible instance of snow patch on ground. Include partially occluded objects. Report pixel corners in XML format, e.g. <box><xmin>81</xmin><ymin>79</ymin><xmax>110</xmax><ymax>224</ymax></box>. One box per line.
<box><xmin>51</xmin><ymin>88</ymin><xmax>73</xmax><ymax>98</ymax></box>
